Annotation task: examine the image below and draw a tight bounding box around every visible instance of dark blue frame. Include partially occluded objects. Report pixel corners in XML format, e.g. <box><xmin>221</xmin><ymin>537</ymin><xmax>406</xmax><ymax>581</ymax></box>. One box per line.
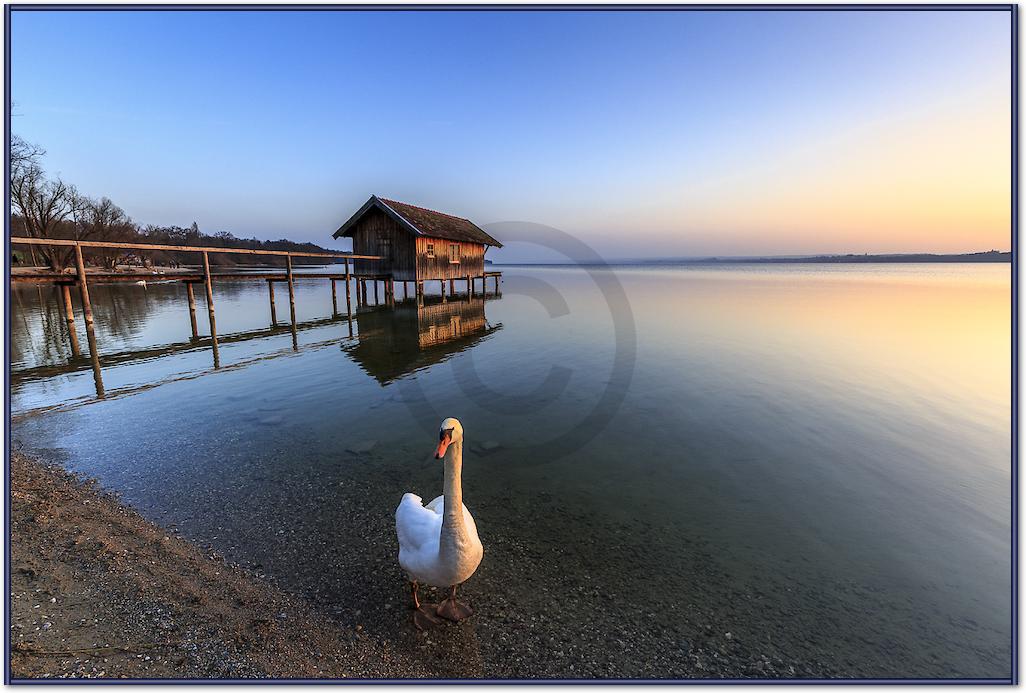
<box><xmin>3</xmin><ymin>3</ymin><xmax>1018</xmax><ymax>685</ymax></box>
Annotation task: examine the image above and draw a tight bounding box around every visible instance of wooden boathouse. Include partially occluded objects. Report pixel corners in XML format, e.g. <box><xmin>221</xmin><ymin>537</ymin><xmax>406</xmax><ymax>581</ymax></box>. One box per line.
<box><xmin>333</xmin><ymin>196</ymin><xmax>502</xmax><ymax>302</ymax></box>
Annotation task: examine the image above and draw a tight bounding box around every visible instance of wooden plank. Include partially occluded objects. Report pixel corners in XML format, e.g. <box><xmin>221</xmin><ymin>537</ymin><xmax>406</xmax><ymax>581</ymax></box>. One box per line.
<box><xmin>11</xmin><ymin>236</ymin><xmax>380</xmax><ymax>260</ymax></box>
<box><xmin>12</xmin><ymin>271</ymin><xmax>358</xmax><ymax>284</ymax></box>
<box><xmin>415</xmin><ymin>237</ymin><xmax>485</xmax><ymax>281</ymax></box>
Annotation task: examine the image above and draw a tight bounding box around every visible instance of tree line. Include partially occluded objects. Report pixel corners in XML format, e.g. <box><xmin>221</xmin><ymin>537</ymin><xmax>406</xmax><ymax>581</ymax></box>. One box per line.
<box><xmin>10</xmin><ymin>135</ymin><xmax>339</xmax><ymax>270</ymax></box>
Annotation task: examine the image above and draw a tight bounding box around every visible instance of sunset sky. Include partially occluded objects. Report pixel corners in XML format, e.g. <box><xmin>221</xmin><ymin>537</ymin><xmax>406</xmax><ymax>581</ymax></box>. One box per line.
<box><xmin>10</xmin><ymin>9</ymin><xmax>1013</xmax><ymax>261</ymax></box>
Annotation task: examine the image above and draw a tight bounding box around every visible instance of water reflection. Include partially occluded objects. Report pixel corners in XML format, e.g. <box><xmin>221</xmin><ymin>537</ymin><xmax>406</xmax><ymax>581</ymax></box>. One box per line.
<box><xmin>345</xmin><ymin>296</ymin><xmax>502</xmax><ymax>385</ymax></box>
<box><xmin>10</xmin><ymin>279</ymin><xmax>504</xmax><ymax>410</ymax></box>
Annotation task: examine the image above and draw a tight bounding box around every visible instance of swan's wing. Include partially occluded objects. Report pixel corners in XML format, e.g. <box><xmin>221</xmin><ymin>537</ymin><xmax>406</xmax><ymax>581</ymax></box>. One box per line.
<box><xmin>395</xmin><ymin>493</ymin><xmax>442</xmax><ymax>552</ymax></box>
<box><xmin>462</xmin><ymin>504</ymin><xmax>479</xmax><ymax>534</ymax></box>
<box><xmin>425</xmin><ymin>495</ymin><xmax>445</xmax><ymax>514</ymax></box>
<box><xmin>424</xmin><ymin>495</ymin><xmax>476</xmax><ymax>529</ymax></box>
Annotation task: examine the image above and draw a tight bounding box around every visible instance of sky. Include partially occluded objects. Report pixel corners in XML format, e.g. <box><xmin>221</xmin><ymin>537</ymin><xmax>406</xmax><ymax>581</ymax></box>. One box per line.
<box><xmin>10</xmin><ymin>9</ymin><xmax>1013</xmax><ymax>261</ymax></box>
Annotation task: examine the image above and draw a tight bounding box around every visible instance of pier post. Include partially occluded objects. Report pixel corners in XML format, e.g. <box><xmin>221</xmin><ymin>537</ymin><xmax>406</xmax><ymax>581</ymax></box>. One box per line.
<box><xmin>85</xmin><ymin>326</ymin><xmax>105</xmax><ymax>398</ymax></box>
<box><xmin>331</xmin><ymin>278</ymin><xmax>338</xmax><ymax>316</ymax></box>
<box><xmin>60</xmin><ymin>284</ymin><xmax>81</xmax><ymax>357</ymax></box>
<box><xmin>449</xmin><ymin>278</ymin><xmax>455</xmax><ymax>294</ymax></box>
<box><xmin>286</xmin><ymin>254</ymin><xmax>297</xmax><ymax>328</ymax></box>
<box><xmin>345</xmin><ymin>263</ymin><xmax>354</xmax><ymax>334</ymax></box>
<box><xmin>494</xmin><ymin>275</ymin><xmax>500</xmax><ymax>294</ymax></box>
<box><xmin>267</xmin><ymin>280</ymin><xmax>278</xmax><ymax>326</ymax></box>
<box><xmin>74</xmin><ymin>244</ymin><xmax>94</xmax><ymax>327</ymax></box>
<box><xmin>403</xmin><ymin>281</ymin><xmax>409</xmax><ymax>300</ymax></box>
<box><xmin>344</xmin><ymin>258</ymin><xmax>352</xmax><ymax>315</ymax></box>
<box><xmin>469</xmin><ymin>275</ymin><xmax>474</xmax><ymax>298</ymax></box>
<box><xmin>440</xmin><ymin>278</ymin><xmax>446</xmax><ymax>303</ymax></box>
<box><xmin>186</xmin><ymin>281</ymin><xmax>200</xmax><ymax>338</ymax></box>
<box><xmin>202</xmin><ymin>251</ymin><xmax>220</xmax><ymax>367</ymax></box>
<box><xmin>361</xmin><ymin>279</ymin><xmax>368</xmax><ymax>306</ymax></box>
<box><xmin>373</xmin><ymin>280</ymin><xmax>379</xmax><ymax>305</ymax></box>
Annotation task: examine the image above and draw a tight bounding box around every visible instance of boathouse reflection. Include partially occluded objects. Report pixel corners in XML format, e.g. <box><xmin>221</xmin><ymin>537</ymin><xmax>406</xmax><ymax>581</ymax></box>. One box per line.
<box><xmin>344</xmin><ymin>296</ymin><xmax>501</xmax><ymax>385</ymax></box>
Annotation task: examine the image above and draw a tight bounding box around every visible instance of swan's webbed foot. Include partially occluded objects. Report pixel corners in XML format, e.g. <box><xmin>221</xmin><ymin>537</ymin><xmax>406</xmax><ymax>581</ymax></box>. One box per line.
<box><xmin>412</xmin><ymin>605</ymin><xmax>442</xmax><ymax>630</ymax></box>
<box><xmin>436</xmin><ymin>585</ymin><xmax>474</xmax><ymax>622</ymax></box>
<box><xmin>408</xmin><ymin>580</ymin><xmax>442</xmax><ymax>630</ymax></box>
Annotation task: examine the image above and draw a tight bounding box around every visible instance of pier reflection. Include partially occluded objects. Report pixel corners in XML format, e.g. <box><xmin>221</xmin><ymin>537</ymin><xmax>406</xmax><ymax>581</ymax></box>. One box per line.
<box><xmin>344</xmin><ymin>296</ymin><xmax>501</xmax><ymax>385</ymax></box>
<box><xmin>10</xmin><ymin>281</ymin><xmax>503</xmax><ymax>408</ymax></box>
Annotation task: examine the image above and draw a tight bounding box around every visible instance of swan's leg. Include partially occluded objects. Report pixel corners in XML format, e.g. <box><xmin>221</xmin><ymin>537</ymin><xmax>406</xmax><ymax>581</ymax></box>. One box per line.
<box><xmin>436</xmin><ymin>584</ymin><xmax>474</xmax><ymax>622</ymax></box>
<box><xmin>409</xmin><ymin>581</ymin><xmax>441</xmax><ymax>630</ymax></box>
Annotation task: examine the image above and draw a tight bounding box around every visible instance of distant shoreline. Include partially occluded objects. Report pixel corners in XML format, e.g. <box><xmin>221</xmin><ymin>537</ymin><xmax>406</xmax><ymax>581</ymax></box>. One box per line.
<box><xmin>491</xmin><ymin>251</ymin><xmax>1011</xmax><ymax>267</ymax></box>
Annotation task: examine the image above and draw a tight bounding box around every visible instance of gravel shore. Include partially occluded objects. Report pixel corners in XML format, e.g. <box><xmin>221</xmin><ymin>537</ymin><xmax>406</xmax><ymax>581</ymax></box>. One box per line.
<box><xmin>10</xmin><ymin>451</ymin><xmax>426</xmax><ymax>680</ymax></box>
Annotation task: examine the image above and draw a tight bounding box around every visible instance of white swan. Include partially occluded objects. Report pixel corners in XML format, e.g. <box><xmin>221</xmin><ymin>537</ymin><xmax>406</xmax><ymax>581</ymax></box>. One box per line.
<box><xmin>395</xmin><ymin>417</ymin><xmax>483</xmax><ymax>629</ymax></box>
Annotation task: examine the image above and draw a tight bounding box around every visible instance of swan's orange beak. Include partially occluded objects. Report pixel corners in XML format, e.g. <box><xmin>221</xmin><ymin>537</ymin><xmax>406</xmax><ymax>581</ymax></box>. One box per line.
<box><xmin>434</xmin><ymin>429</ymin><xmax>452</xmax><ymax>460</ymax></box>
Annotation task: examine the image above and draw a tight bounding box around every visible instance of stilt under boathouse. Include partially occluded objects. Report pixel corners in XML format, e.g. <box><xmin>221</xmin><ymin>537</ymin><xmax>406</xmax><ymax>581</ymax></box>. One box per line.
<box><xmin>332</xmin><ymin>196</ymin><xmax>503</xmax><ymax>305</ymax></box>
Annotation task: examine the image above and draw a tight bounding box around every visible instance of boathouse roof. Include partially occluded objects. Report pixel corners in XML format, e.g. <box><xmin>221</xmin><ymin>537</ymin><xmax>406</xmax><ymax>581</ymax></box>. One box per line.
<box><xmin>332</xmin><ymin>195</ymin><xmax>503</xmax><ymax>248</ymax></box>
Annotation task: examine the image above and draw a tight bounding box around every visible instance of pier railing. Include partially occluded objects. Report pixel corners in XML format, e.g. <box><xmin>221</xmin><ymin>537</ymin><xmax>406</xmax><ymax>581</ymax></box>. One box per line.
<box><xmin>10</xmin><ymin>236</ymin><xmax>384</xmax><ymax>372</ymax></box>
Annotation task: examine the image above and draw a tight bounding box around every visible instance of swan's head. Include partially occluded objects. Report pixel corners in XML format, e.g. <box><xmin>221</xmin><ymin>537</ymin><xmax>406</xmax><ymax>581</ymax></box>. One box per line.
<box><xmin>434</xmin><ymin>417</ymin><xmax>463</xmax><ymax>459</ymax></box>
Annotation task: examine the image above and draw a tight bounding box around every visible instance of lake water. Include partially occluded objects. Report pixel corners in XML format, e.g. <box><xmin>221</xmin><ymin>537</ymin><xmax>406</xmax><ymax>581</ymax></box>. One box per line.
<box><xmin>10</xmin><ymin>263</ymin><xmax>1012</xmax><ymax>679</ymax></box>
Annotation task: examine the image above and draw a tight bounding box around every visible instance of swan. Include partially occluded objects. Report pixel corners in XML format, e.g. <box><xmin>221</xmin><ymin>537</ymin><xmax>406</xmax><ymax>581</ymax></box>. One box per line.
<box><xmin>395</xmin><ymin>417</ymin><xmax>483</xmax><ymax>629</ymax></box>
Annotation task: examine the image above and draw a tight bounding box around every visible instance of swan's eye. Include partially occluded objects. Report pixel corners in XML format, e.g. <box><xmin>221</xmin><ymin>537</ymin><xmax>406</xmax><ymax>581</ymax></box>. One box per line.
<box><xmin>439</xmin><ymin>428</ymin><xmax>453</xmax><ymax>441</ymax></box>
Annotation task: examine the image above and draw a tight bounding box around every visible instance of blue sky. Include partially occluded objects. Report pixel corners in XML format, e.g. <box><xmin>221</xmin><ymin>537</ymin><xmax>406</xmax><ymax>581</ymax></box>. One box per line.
<box><xmin>10</xmin><ymin>9</ymin><xmax>1012</xmax><ymax>260</ymax></box>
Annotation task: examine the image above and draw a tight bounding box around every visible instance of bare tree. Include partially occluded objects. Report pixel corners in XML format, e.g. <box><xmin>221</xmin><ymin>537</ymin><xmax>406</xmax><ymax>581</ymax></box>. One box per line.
<box><xmin>11</xmin><ymin>134</ymin><xmax>45</xmax><ymax>176</ymax></box>
<box><xmin>10</xmin><ymin>157</ymin><xmax>77</xmax><ymax>270</ymax></box>
<box><xmin>10</xmin><ymin>135</ymin><xmax>47</xmax><ymax>266</ymax></box>
<box><xmin>75</xmin><ymin>196</ymin><xmax>136</xmax><ymax>269</ymax></box>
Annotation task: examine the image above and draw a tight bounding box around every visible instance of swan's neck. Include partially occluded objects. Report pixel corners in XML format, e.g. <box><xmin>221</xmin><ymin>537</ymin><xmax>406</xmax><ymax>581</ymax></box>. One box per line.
<box><xmin>441</xmin><ymin>439</ymin><xmax>465</xmax><ymax>530</ymax></box>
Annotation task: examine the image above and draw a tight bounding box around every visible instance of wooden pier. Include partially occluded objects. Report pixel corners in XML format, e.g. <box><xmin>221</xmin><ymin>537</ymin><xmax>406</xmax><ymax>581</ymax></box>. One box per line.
<box><xmin>10</xmin><ymin>237</ymin><xmax>502</xmax><ymax>387</ymax></box>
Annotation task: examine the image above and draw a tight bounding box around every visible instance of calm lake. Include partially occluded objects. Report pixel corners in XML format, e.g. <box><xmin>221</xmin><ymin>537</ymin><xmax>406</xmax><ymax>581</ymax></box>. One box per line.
<box><xmin>10</xmin><ymin>263</ymin><xmax>1012</xmax><ymax>679</ymax></box>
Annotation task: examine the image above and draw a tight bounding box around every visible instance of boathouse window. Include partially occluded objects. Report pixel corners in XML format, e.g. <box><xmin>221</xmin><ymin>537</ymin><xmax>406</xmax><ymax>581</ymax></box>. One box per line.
<box><xmin>379</xmin><ymin>238</ymin><xmax>391</xmax><ymax>261</ymax></box>
<box><xmin>450</xmin><ymin>243</ymin><xmax>460</xmax><ymax>263</ymax></box>
<box><xmin>426</xmin><ymin>243</ymin><xmax>435</xmax><ymax>258</ymax></box>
